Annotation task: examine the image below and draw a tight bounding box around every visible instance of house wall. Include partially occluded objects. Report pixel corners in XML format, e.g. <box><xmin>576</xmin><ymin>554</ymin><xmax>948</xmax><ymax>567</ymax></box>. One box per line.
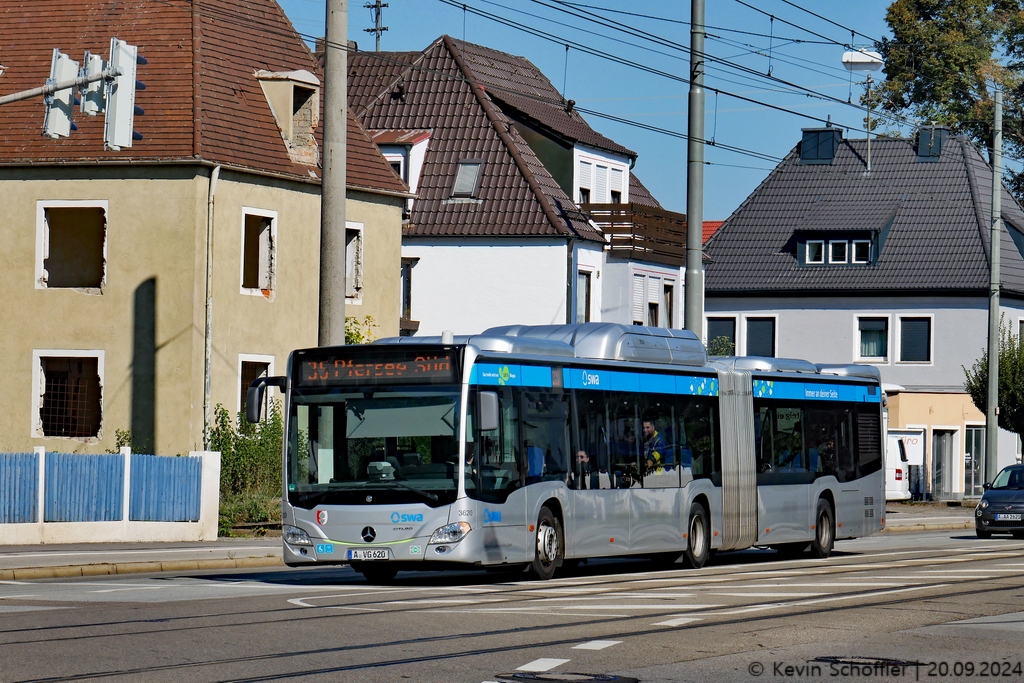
<box><xmin>573</xmin><ymin>144</ymin><xmax>631</xmax><ymax>204</ymax></box>
<box><xmin>574</xmin><ymin>243</ymin><xmax>604</xmax><ymax>323</ymax></box>
<box><xmin>706</xmin><ymin>294</ymin><xmax>1024</xmax><ymax>497</ymax></box>
<box><xmin>603</xmin><ymin>259</ymin><xmax>684</xmax><ymax>327</ymax></box>
<box><xmin>343</xmin><ymin>189</ymin><xmax>405</xmax><ymax>338</ymax></box>
<box><xmin>0</xmin><ymin>166</ymin><xmax>321</xmax><ymax>456</ymax></box>
<box><xmin>402</xmin><ymin>238</ymin><xmax>569</xmax><ymax>335</ymax></box>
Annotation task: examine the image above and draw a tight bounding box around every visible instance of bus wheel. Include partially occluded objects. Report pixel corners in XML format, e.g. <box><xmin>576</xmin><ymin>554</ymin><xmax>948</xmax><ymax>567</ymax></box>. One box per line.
<box><xmin>811</xmin><ymin>499</ymin><xmax>835</xmax><ymax>558</ymax></box>
<box><xmin>683</xmin><ymin>503</ymin><xmax>709</xmax><ymax>569</ymax></box>
<box><xmin>354</xmin><ymin>563</ymin><xmax>398</xmax><ymax>584</ymax></box>
<box><xmin>531</xmin><ymin>506</ymin><xmax>563</xmax><ymax>581</ymax></box>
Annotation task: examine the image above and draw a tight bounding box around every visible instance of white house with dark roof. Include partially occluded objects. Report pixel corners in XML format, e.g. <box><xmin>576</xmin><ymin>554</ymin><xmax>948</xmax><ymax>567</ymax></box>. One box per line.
<box><xmin>349</xmin><ymin>36</ymin><xmax>688</xmax><ymax>336</ymax></box>
<box><xmin>704</xmin><ymin>126</ymin><xmax>1024</xmax><ymax>500</ymax></box>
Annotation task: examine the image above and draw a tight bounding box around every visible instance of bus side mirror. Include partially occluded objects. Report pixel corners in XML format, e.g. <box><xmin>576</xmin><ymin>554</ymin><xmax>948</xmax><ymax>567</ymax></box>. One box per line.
<box><xmin>478</xmin><ymin>391</ymin><xmax>499</xmax><ymax>432</ymax></box>
<box><xmin>246</xmin><ymin>376</ymin><xmax>287</xmax><ymax>424</ymax></box>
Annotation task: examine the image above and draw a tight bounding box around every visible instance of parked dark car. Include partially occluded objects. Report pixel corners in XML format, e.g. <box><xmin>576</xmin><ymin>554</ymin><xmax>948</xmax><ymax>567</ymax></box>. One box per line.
<box><xmin>976</xmin><ymin>464</ymin><xmax>1024</xmax><ymax>539</ymax></box>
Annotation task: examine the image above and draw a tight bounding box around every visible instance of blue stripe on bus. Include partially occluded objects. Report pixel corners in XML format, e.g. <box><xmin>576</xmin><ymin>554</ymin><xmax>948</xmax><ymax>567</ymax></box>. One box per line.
<box><xmin>519</xmin><ymin>367</ymin><xmax>720</xmax><ymax>396</ymax></box>
<box><xmin>753</xmin><ymin>379</ymin><xmax>880</xmax><ymax>403</ymax></box>
<box><xmin>470</xmin><ymin>364</ymin><xmax>553</xmax><ymax>387</ymax></box>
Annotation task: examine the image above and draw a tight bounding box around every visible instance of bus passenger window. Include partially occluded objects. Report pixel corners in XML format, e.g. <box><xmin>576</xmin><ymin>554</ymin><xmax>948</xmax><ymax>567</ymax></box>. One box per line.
<box><xmin>521</xmin><ymin>390</ymin><xmax>571</xmax><ymax>484</ymax></box>
<box><xmin>682</xmin><ymin>396</ymin><xmax>719</xmax><ymax>479</ymax></box>
<box><xmin>574</xmin><ymin>391</ymin><xmax>613</xmax><ymax>490</ymax></box>
<box><xmin>470</xmin><ymin>388</ymin><xmax>521</xmax><ymax>502</ymax></box>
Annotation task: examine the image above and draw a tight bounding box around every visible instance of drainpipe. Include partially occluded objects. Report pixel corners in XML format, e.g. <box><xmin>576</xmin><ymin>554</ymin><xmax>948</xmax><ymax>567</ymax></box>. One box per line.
<box><xmin>203</xmin><ymin>165</ymin><xmax>221</xmax><ymax>450</ymax></box>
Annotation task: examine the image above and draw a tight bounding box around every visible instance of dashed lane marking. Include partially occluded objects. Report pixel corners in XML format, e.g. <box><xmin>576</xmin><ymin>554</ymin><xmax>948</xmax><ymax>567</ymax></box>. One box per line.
<box><xmin>653</xmin><ymin>616</ymin><xmax>702</xmax><ymax>627</ymax></box>
<box><xmin>573</xmin><ymin>640</ymin><xmax>622</xmax><ymax>650</ymax></box>
<box><xmin>517</xmin><ymin>658</ymin><xmax>570</xmax><ymax>672</ymax></box>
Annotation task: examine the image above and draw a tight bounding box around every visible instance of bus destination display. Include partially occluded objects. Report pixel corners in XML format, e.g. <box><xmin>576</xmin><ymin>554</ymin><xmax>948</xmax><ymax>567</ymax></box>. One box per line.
<box><xmin>299</xmin><ymin>350</ymin><xmax>455</xmax><ymax>386</ymax></box>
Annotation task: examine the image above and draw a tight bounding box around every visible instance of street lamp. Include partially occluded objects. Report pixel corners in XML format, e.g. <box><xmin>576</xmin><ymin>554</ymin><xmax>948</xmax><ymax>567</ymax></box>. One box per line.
<box><xmin>842</xmin><ymin>49</ymin><xmax>883</xmax><ymax>171</ymax></box>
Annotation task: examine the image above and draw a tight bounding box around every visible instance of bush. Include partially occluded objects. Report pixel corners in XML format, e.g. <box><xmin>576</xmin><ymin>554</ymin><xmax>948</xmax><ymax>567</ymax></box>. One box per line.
<box><xmin>209</xmin><ymin>400</ymin><xmax>283</xmax><ymax>534</ymax></box>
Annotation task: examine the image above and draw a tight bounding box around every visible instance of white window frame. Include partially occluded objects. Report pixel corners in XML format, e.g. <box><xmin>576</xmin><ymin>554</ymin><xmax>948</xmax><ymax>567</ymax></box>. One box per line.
<box><xmin>852</xmin><ymin>239</ymin><xmax>871</xmax><ymax>264</ymax></box>
<box><xmin>854</xmin><ymin>314</ymin><xmax>891</xmax><ymax>364</ymax></box>
<box><xmin>31</xmin><ymin>348</ymin><xmax>105</xmax><ymax>440</ymax></box>
<box><xmin>345</xmin><ymin>220</ymin><xmax>365</xmax><ymax>304</ymax></box>
<box><xmin>237</xmin><ymin>353</ymin><xmax>276</xmax><ymax>417</ymax></box>
<box><xmin>896</xmin><ymin>313</ymin><xmax>935</xmax><ymax>366</ymax></box>
<box><xmin>576</xmin><ymin>266</ymin><xmax>595</xmax><ymax>324</ymax></box>
<box><xmin>35</xmin><ymin>199</ymin><xmax>109</xmax><ymax>291</ymax></box>
<box><xmin>828</xmin><ymin>240</ymin><xmax>848</xmax><ymax>264</ymax></box>
<box><xmin>705</xmin><ymin>315</ymin><xmax>738</xmax><ymax>350</ymax></box>
<box><xmin>239</xmin><ymin>206</ymin><xmax>278</xmax><ymax>298</ymax></box>
<box><xmin>740</xmin><ymin>313</ymin><xmax>778</xmax><ymax>357</ymax></box>
<box><xmin>806</xmin><ymin>239</ymin><xmax>825</xmax><ymax>264</ymax></box>
<box><xmin>662</xmin><ymin>279</ymin><xmax>676</xmax><ymax>328</ymax></box>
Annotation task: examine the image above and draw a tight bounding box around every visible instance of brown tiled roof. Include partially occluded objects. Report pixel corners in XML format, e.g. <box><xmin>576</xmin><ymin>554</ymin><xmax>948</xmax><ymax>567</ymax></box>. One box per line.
<box><xmin>370</xmin><ymin>129</ymin><xmax>431</xmax><ymax>145</ymax></box>
<box><xmin>350</xmin><ymin>36</ymin><xmax>601</xmax><ymax>241</ymax></box>
<box><xmin>451</xmin><ymin>39</ymin><xmax>635</xmax><ymax>158</ymax></box>
<box><xmin>0</xmin><ymin>0</ymin><xmax>406</xmax><ymax>195</ymax></box>
<box><xmin>628</xmin><ymin>173</ymin><xmax>662</xmax><ymax>208</ymax></box>
<box><xmin>347</xmin><ymin>111</ymin><xmax>409</xmax><ymax>195</ymax></box>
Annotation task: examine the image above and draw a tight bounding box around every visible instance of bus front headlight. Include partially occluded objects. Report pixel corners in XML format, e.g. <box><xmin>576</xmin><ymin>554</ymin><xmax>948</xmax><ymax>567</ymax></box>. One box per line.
<box><xmin>284</xmin><ymin>525</ymin><xmax>314</xmax><ymax>546</ymax></box>
<box><xmin>429</xmin><ymin>522</ymin><xmax>471</xmax><ymax>544</ymax></box>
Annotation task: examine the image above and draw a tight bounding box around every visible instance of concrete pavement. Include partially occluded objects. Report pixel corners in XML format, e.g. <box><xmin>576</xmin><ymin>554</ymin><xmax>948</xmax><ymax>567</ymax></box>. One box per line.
<box><xmin>0</xmin><ymin>503</ymin><xmax>978</xmax><ymax>581</ymax></box>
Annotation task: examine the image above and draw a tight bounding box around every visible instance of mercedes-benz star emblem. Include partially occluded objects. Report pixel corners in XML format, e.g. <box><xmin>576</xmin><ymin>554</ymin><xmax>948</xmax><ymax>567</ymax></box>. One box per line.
<box><xmin>361</xmin><ymin>526</ymin><xmax>376</xmax><ymax>543</ymax></box>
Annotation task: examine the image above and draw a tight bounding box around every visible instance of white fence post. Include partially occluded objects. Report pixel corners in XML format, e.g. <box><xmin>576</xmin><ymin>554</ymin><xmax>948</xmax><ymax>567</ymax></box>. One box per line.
<box><xmin>191</xmin><ymin>450</ymin><xmax>221</xmax><ymax>540</ymax></box>
<box><xmin>120</xmin><ymin>446</ymin><xmax>132</xmax><ymax>530</ymax></box>
<box><xmin>33</xmin><ymin>446</ymin><xmax>45</xmax><ymax>529</ymax></box>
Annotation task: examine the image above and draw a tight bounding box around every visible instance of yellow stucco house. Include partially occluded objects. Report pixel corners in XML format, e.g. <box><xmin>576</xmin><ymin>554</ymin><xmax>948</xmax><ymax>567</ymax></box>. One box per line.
<box><xmin>0</xmin><ymin>0</ymin><xmax>409</xmax><ymax>455</ymax></box>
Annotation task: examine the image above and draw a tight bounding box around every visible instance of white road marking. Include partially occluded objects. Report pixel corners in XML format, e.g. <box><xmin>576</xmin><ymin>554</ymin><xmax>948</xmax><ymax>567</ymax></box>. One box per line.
<box><xmin>517</xmin><ymin>658</ymin><xmax>570</xmax><ymax>672</ymax></box>
<box><xmin>0</xmin><ymin>606</ymin><xmax>70</xmax><ymax>613</ymax></box>
<box><xmin>562</xmin><ymin>604</ymin><xmax>722</xmax><ymax>610</ymax></box>
<box><xmin>573</xmin><ymin>640</ymin><xmax>622</xmax><ymax>650</ymax></box>
<box><xmin>536</xmin><ymin>595</ymin><xmax>692</xmax><ymax>602</ymax></box>
<box><xmin>90</xmin><ymin>586</ymin><xmax>167</xmax><ymax>594</ymax></box>
<box><xmin>421</xmin><ymin>608</ymin><xmax>629</xmax><ymax>617</ymax></box>
<box><xmin>709</xmin><ymin>592</ymin><xmax>830</xmax><ymax>598</ymax></box>
<box><xmin>385</xmin><ymin>599</ymin><xmax>504</xmax><ymax>605</ymax></box>
<box><xmin>653</xmin><ymin>616</ymin><xmax>703</xmax><ymax>627</ymax></box>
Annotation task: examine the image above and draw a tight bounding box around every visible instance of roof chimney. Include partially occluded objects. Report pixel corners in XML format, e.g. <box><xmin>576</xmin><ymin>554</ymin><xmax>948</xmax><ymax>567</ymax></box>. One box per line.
<box><xmin>916</xmin><ymin>125</ymin><xmax>949</xmax><ymax>162</ymax></box>
<box><xmin>800</xmin><ymin>127</ymin><xmax>843</xmax><ymax>165</ymax></box>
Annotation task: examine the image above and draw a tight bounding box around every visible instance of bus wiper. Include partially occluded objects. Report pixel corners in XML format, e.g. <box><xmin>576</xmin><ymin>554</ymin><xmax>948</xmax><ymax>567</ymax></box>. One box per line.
<box><xmin>384</xmin><ymin>479</ymin><xmax>439</xmax><ymax>502</ymax></box>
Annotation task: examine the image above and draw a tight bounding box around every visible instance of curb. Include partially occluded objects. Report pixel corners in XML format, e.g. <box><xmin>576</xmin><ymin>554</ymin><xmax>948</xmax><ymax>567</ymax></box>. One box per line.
<box><xmin>0</xmin><ymin>555</ymin><xmax>284</xmax><ymax>581</ymax></box>
<box><xmin>881</xmin><ymin>521</ymin><xmax>974</xmax><ymax>533</ymax></box>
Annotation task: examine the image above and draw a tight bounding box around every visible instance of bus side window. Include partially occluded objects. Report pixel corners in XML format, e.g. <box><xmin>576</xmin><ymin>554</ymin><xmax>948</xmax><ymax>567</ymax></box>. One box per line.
<box><xmin>684</xmin><ymin>395</ymin><xmax>718</xmax><ymax>479</ymax></box>
<box><xmin>521</xmin><ymin>389</ymin><xmax>571</xmax><ymax>484</ymax></box>
<box><xmin>836</xmin><ymin>407</ymin><xmax>856</xmax><ymax>482</ymax></box>
<box><xmin>806</xmin><ymin>408</ymin><xmax>838</xmax><ymax>477</ymax></box>
<box><xmin>574</xmin><ymin>390</ymin><xmax>612</xmax><ymax>490</ymax></box>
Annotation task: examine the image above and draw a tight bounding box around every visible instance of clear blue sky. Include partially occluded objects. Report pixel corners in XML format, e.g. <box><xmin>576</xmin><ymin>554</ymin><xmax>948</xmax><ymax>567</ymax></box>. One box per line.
<box><xmin>279</xmin><ymin>0</ymin><xmax>896</xmax><ymax>219</ymax></box>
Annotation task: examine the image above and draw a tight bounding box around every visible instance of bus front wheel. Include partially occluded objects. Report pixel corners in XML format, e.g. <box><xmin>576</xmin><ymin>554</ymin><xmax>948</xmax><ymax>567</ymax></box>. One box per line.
<box><xmin>683</xmin><ymin>503</ymin><xmax>709</xmax><ymax>569</ymax></box>
<box><xmin>531</xmin><ymin>506</ymin><xmax>563</xmax><ymax>580</ymax></box>
<box><xmin>811</xmin><ymin>499</ymin><xmax>835</xmax><ymax>559</ymax></box>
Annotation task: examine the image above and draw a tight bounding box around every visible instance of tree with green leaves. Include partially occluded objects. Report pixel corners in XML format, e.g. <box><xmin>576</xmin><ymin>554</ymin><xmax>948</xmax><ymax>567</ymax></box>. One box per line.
<box><xmin>876</xmin><ymin>0</ymin><xmax>1024</xmax><ymax>195</ymax></box>
<box><xmin>963</xmin><ymin>321</ymin><xmax>1024</xmax><ymax>438</ymax></box>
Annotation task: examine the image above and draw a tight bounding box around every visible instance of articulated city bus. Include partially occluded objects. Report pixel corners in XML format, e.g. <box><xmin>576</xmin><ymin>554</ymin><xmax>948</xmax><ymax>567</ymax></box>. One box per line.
<box><xmin>246</xmin><ymin>323</ymin><xmax>884</xmax><ymax>582</ymax></box>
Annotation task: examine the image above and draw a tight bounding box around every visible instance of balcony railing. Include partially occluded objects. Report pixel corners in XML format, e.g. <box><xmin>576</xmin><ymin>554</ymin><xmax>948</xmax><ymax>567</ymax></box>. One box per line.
<box><xmin>581</xmin><ymin>202</ymin><xmax>688</xmax><ymax>267</ymax></box>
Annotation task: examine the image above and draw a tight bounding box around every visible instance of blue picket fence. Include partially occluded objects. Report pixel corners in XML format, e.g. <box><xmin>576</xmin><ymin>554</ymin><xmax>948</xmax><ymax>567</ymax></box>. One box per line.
<box><xmin>130</xmin><ymin>454</ymin><xmax>202</xmax><ymax>522</ymax></box>
<box><xmin>0</xmin><ymin>453</ymin><xmax>38</xmax><ymax>523</ymax></box>
<box><xmin>45</xmin><ymin>453</ymin><xmax>124</xmax><ymax>522</ymax></box>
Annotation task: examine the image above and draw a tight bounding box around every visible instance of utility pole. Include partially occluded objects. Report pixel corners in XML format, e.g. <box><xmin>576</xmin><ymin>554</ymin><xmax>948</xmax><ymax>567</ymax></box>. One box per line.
<box><xmin>364</xmin><ymin>1</ymin><xmax>388</xmax><ymax>52</ymax></box>
<box><xmin>319</xmin><ymin>0</ymin><xmax>348</xmax><ymax>347</ymax></box>
<box><xmin>986</xmin><ymin>87</ymin><xmax>1003</xmax><ymax>484</ymax></box>
<box><xmin>684</xmin><ymin>0</ymin><xmax>705</xmax><ymax>336</ymax></box>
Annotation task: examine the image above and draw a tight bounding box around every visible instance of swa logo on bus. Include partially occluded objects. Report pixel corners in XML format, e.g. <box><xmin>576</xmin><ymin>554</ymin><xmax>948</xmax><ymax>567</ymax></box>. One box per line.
<box><xmin>391</xmin><ymin>512</ymin><xmax>424</xmax><ymax>523</ymax></box>
<box><xmin>581</xmin><ymin>370</ymin><xmax>601</xmax><ymax>387</ymax></box>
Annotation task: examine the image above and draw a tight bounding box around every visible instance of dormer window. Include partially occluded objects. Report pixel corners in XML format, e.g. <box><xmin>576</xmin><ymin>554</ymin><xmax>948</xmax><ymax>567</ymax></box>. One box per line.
<box><xmin>256</xmin><ymin>69</ymin><xmax>321</xmax><ymax>166</ymax></box>
<box><xmin>829</xmin><ymin>240</ymin><xmax>848</xmax><ymax>264</ymax></box>
<box><xmin>852</xmin><ymin>240</ymin><xmax>871</xmax><ymax>264</ymax></box>
<box><xmin>806</xmin><ymin>240</ymin><xmax>824</xmax><ymax>264</ymax></box>
<box><xmin>453</xmin><ymin>161</ymin><xmax>483</xmax><ymax>197</ymax></box>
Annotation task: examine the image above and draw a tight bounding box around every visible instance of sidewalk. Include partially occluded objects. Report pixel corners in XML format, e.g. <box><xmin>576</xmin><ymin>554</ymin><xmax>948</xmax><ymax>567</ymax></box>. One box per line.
<box><xmin>0</xmin><ymin>504</ymin><xmax>979</xmax><ymax>581</ymax></box>
<box><xmin>0</xmin><ymin>537</ymin><xmax>284</xmax><ymax>580</ymax></box>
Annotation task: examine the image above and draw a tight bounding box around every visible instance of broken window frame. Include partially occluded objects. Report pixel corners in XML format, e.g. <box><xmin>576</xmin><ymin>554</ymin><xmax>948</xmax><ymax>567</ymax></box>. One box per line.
<box><xmin>238</xmin><ymin>354</ymin><xmax>275</xmax><ymax>418</ymax></box>
<box><xmin>32</xmin><ymin>349</ymin><xmax>105</xmax><ymax>440</ymax></box>
<box><xmin>35</xmin><ymin>199</ymin><xmax>109</xmax><ymax>292</ymax></box>
<box><xmin>345</xmin><ymin>221</ymin><xmax>364</xmax><ymax>302</ymax></box>
<box><xmin>239</xmin><ymin>207</ymin><xmax>278</xmax><ymax>298</ymax></box>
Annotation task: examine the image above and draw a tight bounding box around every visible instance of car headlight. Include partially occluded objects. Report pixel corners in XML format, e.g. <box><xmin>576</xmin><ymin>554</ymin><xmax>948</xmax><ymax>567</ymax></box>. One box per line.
<box><xmin>284</xmin><ymin>525</ymin><xmax>314</xmax><ymax>546</ymax></box>
<box><xmin>429</xmin><ymin>521</ymin><xmax>471</xmax><ymax>544</ymax></box>
<box><xmin>980</xmin><ymin>499</ymin><xmax>990</xmax><ymax>509</ymax></box>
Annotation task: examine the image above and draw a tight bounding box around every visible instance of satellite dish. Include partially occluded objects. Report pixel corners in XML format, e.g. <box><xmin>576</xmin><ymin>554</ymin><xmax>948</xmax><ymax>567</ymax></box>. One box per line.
<box><xmin>842</xmin><ymin>49</ymin><xmax>883</xmax><ymax>72</ymax></box>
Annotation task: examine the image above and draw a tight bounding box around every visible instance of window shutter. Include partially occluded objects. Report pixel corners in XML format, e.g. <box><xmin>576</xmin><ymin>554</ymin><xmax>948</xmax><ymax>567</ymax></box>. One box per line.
<box><xmin>610</xmin><ymin>168</ymin><xmax>623</xmax><ymax>197</ymax></box>
<box><xmin>746</xmin><ymin>318</ymin><xmax>776</xmax><ymax>357</ymax></box>
<box><xmin>900</xmin><ymin>318</ymin><xmax>931</xmax><ymax>362</ymax></box>
<box><xmin>707</xmin><ymin>317</ymin><xmax>735</xmax><ymax>344</ymax></box>
<box><xmin>632</xmin><ymin>274</ymin><xmax>645</xmax><ymax>323</ymax></box>
<box><xmin>595</xmin><ymin>165</ymin><xmax>608</xmax><ymax>203</ymax></box>
<box><xmin>578</xmin><ymin>161</ymin><xmax>592</xmax><ymax>189</ymax></box>
<box><xmin>647</xmin><ymin>276</ymin><xmax>661</xmax><ymax>303</ymax></box>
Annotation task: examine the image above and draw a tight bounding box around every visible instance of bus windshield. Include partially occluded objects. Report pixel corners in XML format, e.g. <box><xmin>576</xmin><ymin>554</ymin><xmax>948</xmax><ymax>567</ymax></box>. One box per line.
<box><xmin>286</xmin><ymin>386</ymin><xmax>461</xmax><ymax>507</ymax></box>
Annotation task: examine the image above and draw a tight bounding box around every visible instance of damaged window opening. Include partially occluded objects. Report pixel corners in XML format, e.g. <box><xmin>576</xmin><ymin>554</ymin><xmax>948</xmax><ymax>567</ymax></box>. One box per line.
<box><xmin>39</xmin><ymin>356</ymin><xmax>102</xmax><ymax>438</ymax></box>
<box><xmin>41</xmin><ymin>205</ymin><xmax>106</xmax><ymax>289</ymax></box>
<box><xmin>242</xmin><ymin>212</ymin><xmax>274</xmax><ymax>294</ymax></box>
<box><xmin>291</xmin><ymin>86</ymin><xmax>316</xmax><ymax>150</ymax></box>
<box><xmin>346</xmin><ymin>226</ymin><xmax>363</xmax><ymax>299</ymax></box>
<box><xmin>240</xmin><ymin>360</ymin><xmax>270</xmax><ymax>418</ymax></box>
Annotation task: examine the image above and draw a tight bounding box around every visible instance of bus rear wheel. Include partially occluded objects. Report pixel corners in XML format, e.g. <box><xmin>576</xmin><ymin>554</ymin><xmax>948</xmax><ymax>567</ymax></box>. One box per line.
<box><xmin>811</xmin><ymin>499</ymin><xmax>835</xmax><ymax>559</ymax></box>
<box><xmin>683</xmin><ymin>503</ymin><xmax>709</xmax><ymax>569</ymax></box>
<box><xmin>531</xmin><ymin>506</ymin><xmax>563</xmax><ymax>581</ymax></box>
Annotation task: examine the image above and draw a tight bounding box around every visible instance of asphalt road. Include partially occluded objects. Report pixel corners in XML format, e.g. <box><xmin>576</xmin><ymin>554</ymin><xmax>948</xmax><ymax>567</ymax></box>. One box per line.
<box><xmin>2</xmin><ymin>531</ymin><xmax>1024</xmax><ymax>683</ymax></box>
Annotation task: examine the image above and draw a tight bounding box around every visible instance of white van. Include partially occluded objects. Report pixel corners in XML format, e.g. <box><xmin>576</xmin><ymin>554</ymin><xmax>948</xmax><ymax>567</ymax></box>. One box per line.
<box><xmin>886</xmin><ymin>429</ymin><xmax>924</xmax><ymax>501</ymax></box>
